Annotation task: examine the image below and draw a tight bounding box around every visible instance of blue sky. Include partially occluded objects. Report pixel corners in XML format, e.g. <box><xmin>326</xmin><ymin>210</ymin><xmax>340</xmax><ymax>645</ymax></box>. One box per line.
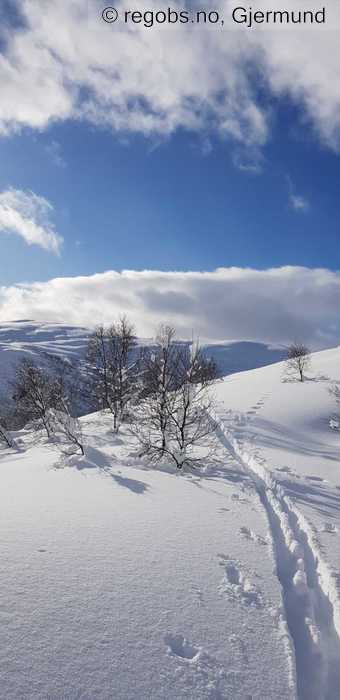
<box><xmin>1</xmin><ymin>0</ymin><xmax>340</xmax><ymax>346</ymax></box>
<box><xmin>1</xmin><ymin>105</ymin><xmax>340</xmax><ymax>286</ymax></box>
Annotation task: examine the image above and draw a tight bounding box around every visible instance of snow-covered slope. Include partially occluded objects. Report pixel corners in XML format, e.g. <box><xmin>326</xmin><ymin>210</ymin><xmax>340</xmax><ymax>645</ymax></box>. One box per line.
<box><xmin>0</xmin><ymin>320</ymin><xmax>89</xmax><ymax>387</ymax></box>
<box><xmin>1</xmin><ymin>344</ymin><xmax>339</xmax><ymax>699</ymax></box>
<box><xmin>215</xmin><ymin>346</ymin><xmax>340</xmax><ymax>700</ymax></box>
<box><xmin>0</xmin><ymin>321</ymin><xmax>285</xmax><ymax>392</ymax></box>
<box><xmin>0</xmin><ymin>414</ymin><xmax>295</xmax><ymax>700</ymax></box>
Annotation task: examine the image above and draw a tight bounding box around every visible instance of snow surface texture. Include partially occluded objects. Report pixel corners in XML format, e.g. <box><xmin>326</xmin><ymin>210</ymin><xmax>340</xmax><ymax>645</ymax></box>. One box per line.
<box><xmin>0</xmin><ymin>320</ymin><xmax>285</xmax><ymax>390</ymax></box>
<box><xmin>215</xmin><ymin>346</ymin><xmax>340</xmax><ymax>700</ymax></box>
<box><xmin>1</xmin><ymin>343</ymin><xmax>340</xmax><ymax>698</ymax></box>
<box><xmin>0</xmin><ymin>320</ymin><xmax>89</xmax><ymax>386</ymax></box>
<box><xmin>0</xmin><ymin>422</ymin><xmax>294</xmax><ymax>698</ymax></box>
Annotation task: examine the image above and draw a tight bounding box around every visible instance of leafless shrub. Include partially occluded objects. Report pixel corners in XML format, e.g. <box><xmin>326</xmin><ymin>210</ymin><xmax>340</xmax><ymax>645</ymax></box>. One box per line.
<box><xmin>284</xmin><ymin>343</ymin><xmax>311</xmax><ymax>382</ymax></box>
<box><xmin>12</xmin><ymin>358</ymin><xmax>64</xmax><ymax>436</ymax></box>
<box><xmin>48</xmin><ymin>406</ymin><xmax>84</xmax><ymax>456</ymax></box>
<box><xmin>0</xmin><ymin>418</ymin><xmax>14</xmax><ymax>448</ymax></box>
<box><xmin>132</xmin><ymin>328</ymin><xmax>219</xmax><ymax>469</ymax></box>
<box><xmin>86</xmin><ymin>316</ymin><xmax>137</xmax><ymax>431</ymax></box>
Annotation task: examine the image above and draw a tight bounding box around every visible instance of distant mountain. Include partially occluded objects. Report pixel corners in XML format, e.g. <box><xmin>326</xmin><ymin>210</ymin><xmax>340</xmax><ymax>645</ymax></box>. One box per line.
<box><xmin>0</xmin><ymin>321</ymin><xmax>286</xmax><ymax>396</ymax></box>
<box><xmin>0</xmin><ymin>321</ymin><xmax>89</xmax><ymax>393</ymax></box>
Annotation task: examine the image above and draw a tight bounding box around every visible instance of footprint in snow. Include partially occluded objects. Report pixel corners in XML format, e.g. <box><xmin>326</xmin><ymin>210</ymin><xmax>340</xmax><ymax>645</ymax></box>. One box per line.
<box><xmin>276</xmin><ymin>466</ymin><xmax>300</xmax><ymax>479</ymax></box>
<box><xmin>239</xmin><ymin>526</ymin><xmax>267</xmax><ymax>546</ymax></box>
<box><xmin>165</xmin><ymin>633</ymin><xmax>233</xmax><ymax>698</ymax></box>
<box><xmin>250</xmin><ymin>401</ymin><xmax>264</xmax><ymax>411</ymax></box>
<box><xmin>231</xmin><ymin>493</ymin><xmax>250</xmax><ymax>504</ymax></box>
<box><xmin>164</xmin><ymin>633</ymin><xmax>200</xmax><ymax>661</ymax></box>
<box><xmin>306</xmin><ymin>475</ymin><xmax>327</xmax><ymax>483</ymax></box>
<box><xmin>321</xmin><ymin>522</ymin><xmax>338</xmax><ymax>534</ymax></box>
<box><xmin>190</xmin><ymin>584</ymin><xmax>204</xmax><ymax>606</ymax></box>
<box><xmin>217</xmin><ymin>555</ymin><xmax>263</xmax><ymax>608</ymax></box>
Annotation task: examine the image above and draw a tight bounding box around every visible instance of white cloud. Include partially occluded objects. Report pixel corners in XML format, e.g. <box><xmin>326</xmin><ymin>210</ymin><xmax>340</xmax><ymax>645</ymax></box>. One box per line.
<box><xmin>1</xmin><ymin>267</ymin><xmax>340</xmax><ymax>348</ymax></box>
<box><xmin>286</xmin><ymin>176</ymin><xmax>310</xmax><ymax>212</ymax></box>
<box><xmin>0</xmin><ymin>0</ymin><xmax>268</xmax><ymax>145</ymax></box>
<box><xmin>289</xmin><ymin>194</ymin><xmax>309</xmax><ymax>212</ymax></box>
<box><xmin>45</xmin><ymin>140</ymin><xmax>66</xmax><ymax>167</ymax></box>
<box><xmin>0</xmin><ymin>189</ymin><xmax>63</xmax><ymax>254</ymax></box>
<box><xmin>2</xmin><ymin>1</ymin><xmax>340</xmax><ymax>151</ymax></box>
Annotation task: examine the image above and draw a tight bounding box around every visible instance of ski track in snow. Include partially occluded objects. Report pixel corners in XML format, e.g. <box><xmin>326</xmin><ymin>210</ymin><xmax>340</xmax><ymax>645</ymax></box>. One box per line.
<box><xmin>2</xmin><ymin>345</ymin><xmax>340</xmax><ymax>698</ymax></box>
<box><xmin>215</xmin><ymin>394</ymin><xmax>340</xmax><ymax>700</ymax></box>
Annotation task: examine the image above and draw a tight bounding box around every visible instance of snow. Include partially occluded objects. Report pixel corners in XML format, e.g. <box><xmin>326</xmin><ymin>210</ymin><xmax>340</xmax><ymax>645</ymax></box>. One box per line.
<box><xmin>1</xmin><ymin>344</ymin><xmax>340</xmax><ymax>698</ymax></box>
<box><xmin>0</xmin><ymin>321</ymin><xmax>90</xmax><ymax>396</ymax></box>
<box><xmin>0</xmin><ymin>414</ymin><xmax>295</xmax><ymax>699</ymax></box>
<box><xmin>215</xmin><ymin>346</ymin><xmax>340</xmax><ymax>699</ymax></box>
<box><xmin>0</xmin><ymin>321</ymin><xmax>286</xmax><ymax>393</ymax></box>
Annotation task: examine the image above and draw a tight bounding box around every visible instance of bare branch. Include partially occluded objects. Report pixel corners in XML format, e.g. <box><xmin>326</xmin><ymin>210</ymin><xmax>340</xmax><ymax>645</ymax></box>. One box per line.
<box><xmin>284</xmin><ymin>342</ymin><xmax>311</xmax><ymax>382</ymax></box>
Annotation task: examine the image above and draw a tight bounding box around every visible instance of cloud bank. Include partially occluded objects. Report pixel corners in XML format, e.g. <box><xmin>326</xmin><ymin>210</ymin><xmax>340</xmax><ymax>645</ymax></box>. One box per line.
<box><xmin>1</xmin><ymin>267</ymin><xmax>340</xmax><ymax>348</ymax></box>
<box><xmin>1</xmin><ymin>1</ymin><xmax>340</xmax><ymax>149</ymax></box>
<box><xmin>0</xmin><ymin>189</ymin><xmax>63</xmax><ymax>254</ymax></box>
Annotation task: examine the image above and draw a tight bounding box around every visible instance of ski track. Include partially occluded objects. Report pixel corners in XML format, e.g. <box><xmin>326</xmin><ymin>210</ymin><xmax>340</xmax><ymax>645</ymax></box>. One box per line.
<box><xmin>215</xmin><ymin>394</ymin><xmax>340</xmax><ymax>700</ymax></box>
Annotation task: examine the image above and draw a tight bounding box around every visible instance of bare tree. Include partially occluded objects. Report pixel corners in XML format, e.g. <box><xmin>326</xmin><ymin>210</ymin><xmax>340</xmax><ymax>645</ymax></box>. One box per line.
<box><xmin>48</xmin><ymin>406</ymin><xmax>84</xmax><ymax>456</ymax></box>
<box><xmin>139</xmin><ymin>328</ymin><xmax>218</xmax><ymax>453</ymax></box>
<box><xmin>326</xmin><ymin>383</ymin><xmax>340</xmax><ymax>434</ymax></box>
<box><xmin>285</xmin><ymin>343</ymin><xmax>311</xmax><ymax>382</ymax></box>
<box><xmin>133</xmin><ymin>329</ymin><xmax>219</xmax><ymax>469</ymax></box>
<box><xmin>139</xmin><ymin>325</ymin><xmax>179</xmax><ymax>453</ymax></box>
<box><xmin>179</xmin><ymin>340</ymin><xmax>218</xmax><ymax>386</ymax></box>
<box><xmin>165</xmin><ymin>382</ymin><xmax>218</xmax><ymax>469</ymax></box>
<box><xmin>329</xmin><ymin>384</ymin><xmax>340</xmax><ymax>403</ymax></box>
<box><xmin>0</xmin><ymin>416</ymin><xmax>14</xmax><ymax>448</ymax></box>
<box><xmin>47</xmin><ymin>354</ymin><xmax>81</xmax><ymax>414</ymax></box>
<box><xmin>0</xmin><ymin>395</ymin><xmax>18</xmax><ymax>447</ymax></box>
<box><xmin>86</xmin><ymin>316</ymin><xmax>137</xmax><ymax>431</ymax></box>
<box><xmin>12</xmin><ymin>358</ymin><xmax>63</xmax><ymax>436</ymax></box>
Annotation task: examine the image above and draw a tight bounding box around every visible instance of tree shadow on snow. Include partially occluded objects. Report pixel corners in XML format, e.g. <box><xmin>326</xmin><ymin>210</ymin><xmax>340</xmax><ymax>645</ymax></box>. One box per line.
<box><xmin>250</xmin><ymin>417</ymin><xmax>340</xmax><ymax>463</ymax></box>
<box><xmin>275</xmin><ymin>475</ymin><xmax>340</xmax><ymax>518</ymax></box>
<box><xmin>60</xmin><ymin>445</ymin><xmax>150</xmax><ymax>495</ymax></box>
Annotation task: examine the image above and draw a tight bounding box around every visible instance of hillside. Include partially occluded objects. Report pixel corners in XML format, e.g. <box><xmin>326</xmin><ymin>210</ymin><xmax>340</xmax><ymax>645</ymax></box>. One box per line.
<box><xmin>214</xmin><ymin>346</ymin><xmax>340</xmax><ymax>700</ymax></box>
<box><xmin>0</xmin><ymin>320</ymin><xmax>285</xmax><ymax>390</ymax></box>
<box><xmin>0</xmin><ymin>346</ymin><xmax>340</xmax><ymax>698</ymax></box>
<box><xmin>0</xmin><ymin>320</ymin><xmax>89</xmax><ymax>378</ymax></box>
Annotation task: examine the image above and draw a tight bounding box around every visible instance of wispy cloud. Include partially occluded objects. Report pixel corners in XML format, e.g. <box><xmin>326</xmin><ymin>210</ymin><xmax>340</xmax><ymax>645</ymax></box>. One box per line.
<box><xmin>287</xmin><ymin>176</ymin><xmax>310</xmax><ymax>212</ymax></box>
<box><xmin>233</xmin><ymin>148</ymin><xmax>264</xmax><ymax>175</ymax></box>
<box><xmin>0</xmin><ymin>189</ymin><xmax>63</xmax><ymax>254</ymax></box>
<box><xmin>289</xmin><ymin>194</ymin><xmax>310</xmax><ymax>212</ymax></box>
<box><xmin>0</xmin><ymin>267</ymin><xmax>339</xmax><ymax>349</ymax></box>
<box><xmin>45</xmin><ymin>140</ymin><xmax>66</xmax><ymax>168</ymax></box>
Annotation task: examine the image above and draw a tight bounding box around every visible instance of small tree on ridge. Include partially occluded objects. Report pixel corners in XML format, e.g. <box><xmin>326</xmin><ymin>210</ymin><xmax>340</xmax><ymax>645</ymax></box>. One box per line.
<box><xmin>285</xmin><ymin>343</ymin><xmax>311</xmax><ymax>383</ymax></box>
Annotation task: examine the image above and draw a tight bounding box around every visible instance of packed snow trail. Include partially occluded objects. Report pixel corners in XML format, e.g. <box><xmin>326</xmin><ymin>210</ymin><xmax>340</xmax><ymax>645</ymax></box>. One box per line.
<box><xmin>215</xmin><ymin>372</ymin><xmax>340</xmax><ymax>700</ymax></box>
